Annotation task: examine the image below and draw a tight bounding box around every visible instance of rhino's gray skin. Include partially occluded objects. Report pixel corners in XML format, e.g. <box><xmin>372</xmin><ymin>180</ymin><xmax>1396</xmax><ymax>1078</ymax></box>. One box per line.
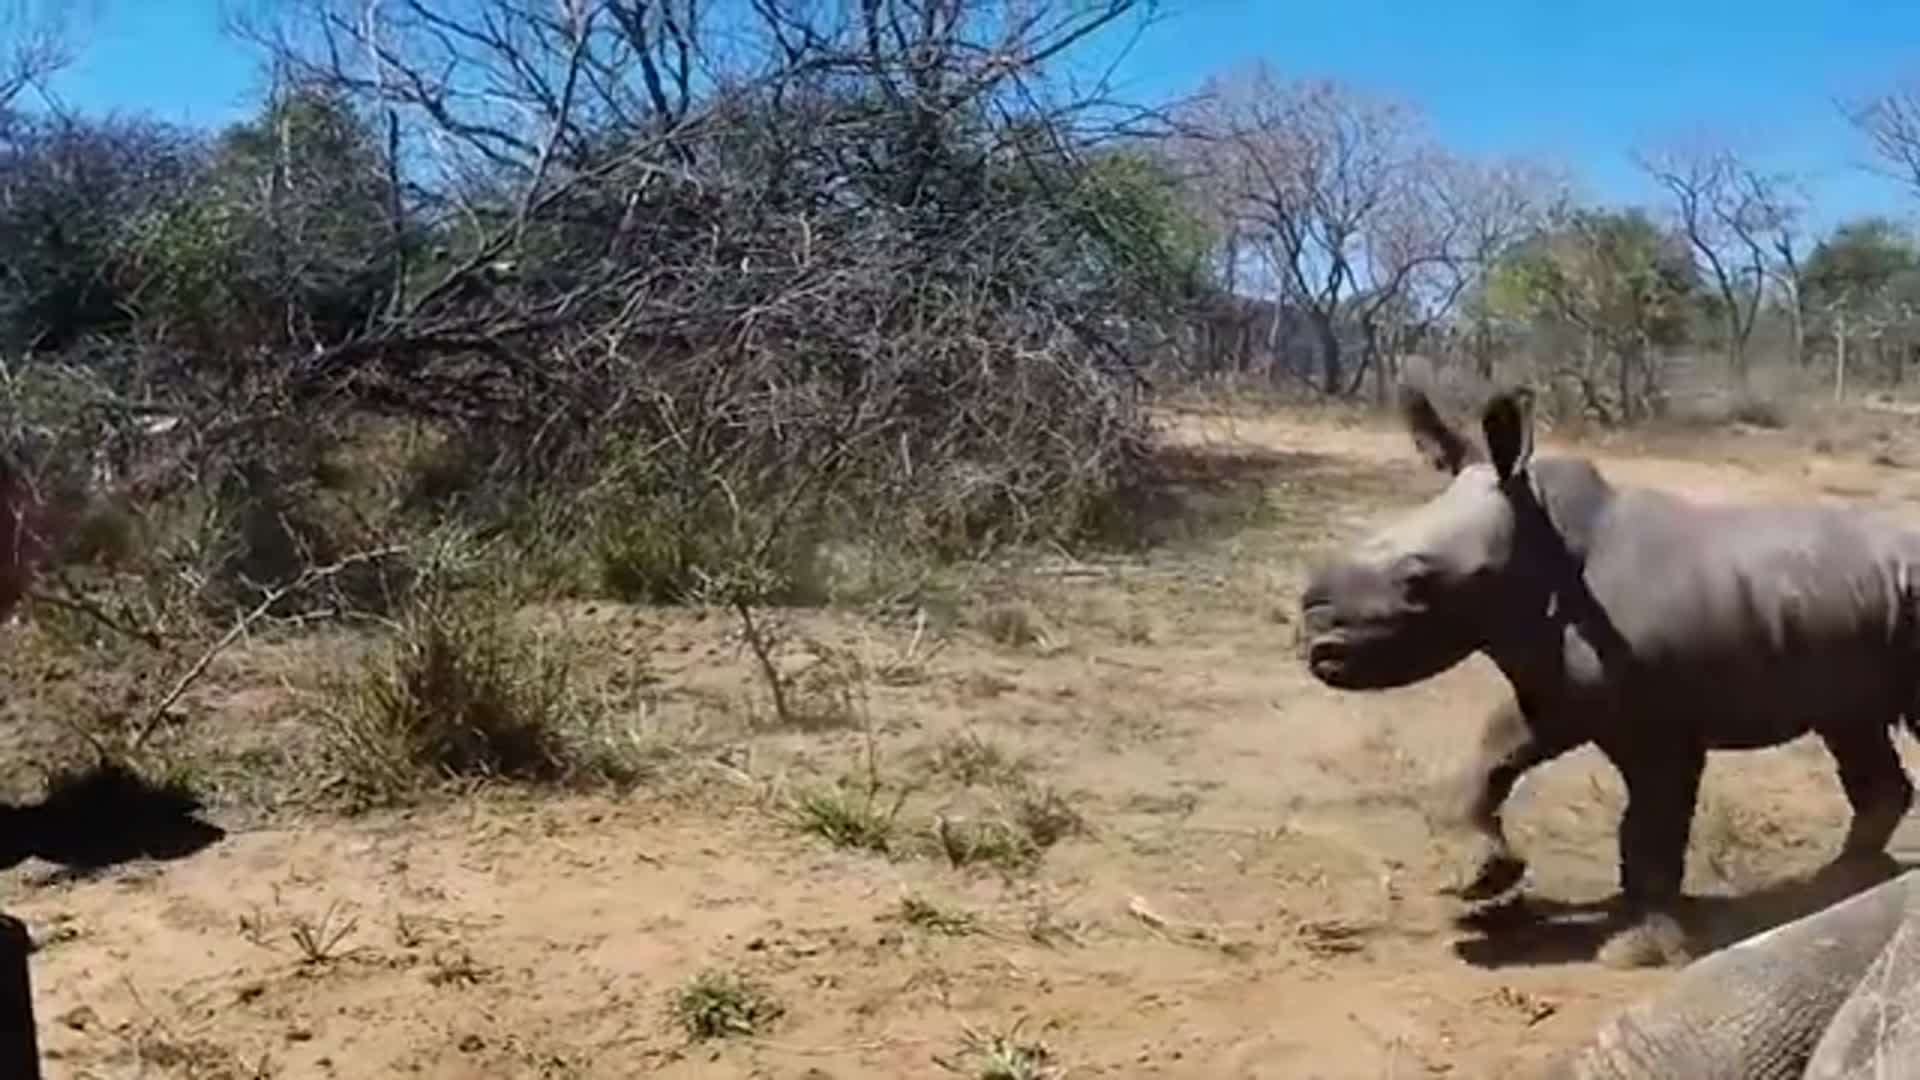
<box><xmin>1298</xmin><ymin>387</ymin><xmax>1920</xmax><ymax>927</ymax></box>
<box><xmin>1553</xmin><ymin>869</ymin><xmax>1920</xmax><ymax>1079</ymax></box>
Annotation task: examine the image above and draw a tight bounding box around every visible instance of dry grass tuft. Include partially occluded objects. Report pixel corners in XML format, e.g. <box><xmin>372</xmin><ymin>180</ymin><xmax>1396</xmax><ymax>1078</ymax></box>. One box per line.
<box><xmin>935</xmin><ymin>1019</ymin><xmax>1062</xmax><ymax>1079</ymax></box>
<box><xmin>314</xmin><ymin>588</ymin><xmax>652</xmax><ymax>806</ymax></box>
<box><xmin>671</xmin><ymin>969</ymin><xmax>785</xmax><ymax>1041</ymax></box>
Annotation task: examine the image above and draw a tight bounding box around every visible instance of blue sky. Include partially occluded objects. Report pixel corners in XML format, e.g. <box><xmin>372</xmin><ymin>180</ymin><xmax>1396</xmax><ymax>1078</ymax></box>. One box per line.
<box><xmin>32</xmin><ymin>0</ymin><xmax>1920</xmax><ymax>233</ymax></box>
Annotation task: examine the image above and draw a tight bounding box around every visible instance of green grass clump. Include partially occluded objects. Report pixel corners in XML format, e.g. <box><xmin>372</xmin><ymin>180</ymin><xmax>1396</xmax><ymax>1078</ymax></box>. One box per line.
<box><xmin>671</xmin><ymin>969</ymin><xmax>784</xmax><ymax>1041</ymax></box>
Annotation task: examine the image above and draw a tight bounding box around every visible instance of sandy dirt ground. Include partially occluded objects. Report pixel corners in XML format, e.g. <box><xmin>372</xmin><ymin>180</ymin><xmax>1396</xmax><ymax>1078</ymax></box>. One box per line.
<box><xmin>10</xmin><ymin>402</ymin><xmax>1920</xmax><ymax>1079</ymax></box>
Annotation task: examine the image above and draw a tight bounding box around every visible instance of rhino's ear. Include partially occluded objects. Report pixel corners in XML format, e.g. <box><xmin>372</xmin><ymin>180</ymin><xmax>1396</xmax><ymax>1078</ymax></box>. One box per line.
<box><xmin>1400</xmin><ymin>386</ymin><xmax>1479</xmax><ymax>475</ymax></box>
<box><xmin>1481</xmin><ymin>387</ymin><xmax>1536</xmax><ymax>482</ymax></box>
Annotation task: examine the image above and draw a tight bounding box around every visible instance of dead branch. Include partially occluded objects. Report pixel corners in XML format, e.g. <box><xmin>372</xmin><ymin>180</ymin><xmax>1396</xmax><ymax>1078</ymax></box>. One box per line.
<box><xmin>132</xmin><ymin>545</ymin><xmax>409</xmax><ymax>748</ymax></box>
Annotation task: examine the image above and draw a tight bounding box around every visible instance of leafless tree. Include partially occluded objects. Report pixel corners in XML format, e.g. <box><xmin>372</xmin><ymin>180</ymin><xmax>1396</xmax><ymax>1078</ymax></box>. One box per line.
<box><xmin>1177</xmin><ymin>64</ymin><xmax>1544</xmax><ymax>396</ymax></box>
<box><xmin>1412</xmin><ymin>153</ymin><xmax>1556</xmax><ymax>382</ymax></box>
<box><xmin>1767</xmin><ymin>195</ymin><xmax>1812</xmax><ymax>368</ymax></box>
<box><xmin>1844</xmin><ymin>81</ymin><xmax>1920</xmax><ymax>198</ymax></box>
<box><xmin>1635</xmin><ymin>144</ymin><xmax>1801</xmax><ymax>385</ymax></box>
<box><xmin>0</xmin><ymin>0</ymin><xmax>80</xmax><ymax>111</ymax></box>
<box><xmin>1179</xmin><ymin>65</ymin><xmax>1426</xmax><ymax>394</ymax></box>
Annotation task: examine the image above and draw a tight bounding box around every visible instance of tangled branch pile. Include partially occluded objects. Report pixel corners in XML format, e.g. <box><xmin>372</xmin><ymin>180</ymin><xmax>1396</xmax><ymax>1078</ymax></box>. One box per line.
<box><xmin>0</xmin><ymin>0</ymin><xmax>1208</xmax><ymax>626</ymax></box>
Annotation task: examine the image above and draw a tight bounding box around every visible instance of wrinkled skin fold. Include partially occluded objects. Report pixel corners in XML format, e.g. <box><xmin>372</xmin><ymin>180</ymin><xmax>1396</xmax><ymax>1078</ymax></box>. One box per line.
<box><xmin>1300</xmin><ymin>386</ymin><xmax>1920</xmax><ymax>954</ymax></box>
<box><xmin>1549</xmin><ymin>868</ymin><xmax>1920</xmax><ymax>1078</ymax></box>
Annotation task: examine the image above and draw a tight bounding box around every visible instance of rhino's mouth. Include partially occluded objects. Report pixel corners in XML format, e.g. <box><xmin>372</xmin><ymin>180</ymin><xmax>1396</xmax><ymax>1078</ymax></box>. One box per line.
<box><xmin>1306</xmin><ymin>633</ymin><xmax>1384</xmax><ymax>689</ymax></box>
<box><xmin>1305</xmin><ymin>636</ymin><xmax>1352</xmax><ymax>681</ymax></box>
<box><xmin>1303</xmin><ymin>619</ymin><xmax>1470</xmax><ymax>690</ymax></box>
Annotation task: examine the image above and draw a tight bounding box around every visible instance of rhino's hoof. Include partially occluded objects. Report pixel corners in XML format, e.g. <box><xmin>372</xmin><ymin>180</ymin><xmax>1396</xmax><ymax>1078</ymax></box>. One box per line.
<box><xmin>1444</xmin><ymin>852</ymin><xmax>1526</xmax><ymax>901</ymax></box>
<box><xmin>1596</xmin><ymin>911</ymin><xmax>1691</xmax><ymax>970</ymax></box>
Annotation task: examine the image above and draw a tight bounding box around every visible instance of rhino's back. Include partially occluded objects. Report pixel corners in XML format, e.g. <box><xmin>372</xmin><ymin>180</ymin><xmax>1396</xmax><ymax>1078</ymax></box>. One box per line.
<box><xmin>1578</xmin><ymin>492</ymin><xmax>1917</xmax><ymax>741</ymax></box>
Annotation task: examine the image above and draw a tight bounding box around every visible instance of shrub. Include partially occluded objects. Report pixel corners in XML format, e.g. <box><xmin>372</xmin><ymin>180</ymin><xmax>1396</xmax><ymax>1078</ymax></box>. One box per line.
<box><xmin>316</xmin><ymin>588</ymin><xmax>639</xmax><ymax>804</ymax></box>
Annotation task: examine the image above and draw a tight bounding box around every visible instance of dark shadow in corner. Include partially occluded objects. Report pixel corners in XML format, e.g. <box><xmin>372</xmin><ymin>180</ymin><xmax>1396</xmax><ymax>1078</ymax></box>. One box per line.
<box><xmin>0</xmin><ymin>758</ymin><xmax>227</xmax><ymax>880</ymax></box>
<box><xmin>1449</xmin><ymin>854</ymin><xmax>1917</xmax><ymax>970</ymax></box>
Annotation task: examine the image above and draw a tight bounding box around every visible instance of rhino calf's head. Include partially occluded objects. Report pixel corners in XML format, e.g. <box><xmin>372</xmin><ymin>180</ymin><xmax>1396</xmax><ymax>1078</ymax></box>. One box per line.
<box><xmin>1299</xmin><ymin>387</ymin><xmax>1541</xmax><ymax>691</ymax></box>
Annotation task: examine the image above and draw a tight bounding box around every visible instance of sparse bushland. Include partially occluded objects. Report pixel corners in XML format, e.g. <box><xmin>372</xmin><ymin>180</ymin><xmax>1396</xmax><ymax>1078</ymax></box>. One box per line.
<box><xmin>0</xmin><ymin>0</ymin><xmax>1220</xmax><ymax>826</ymax></box>
<box><xmin>19</xmin><ymin>5</ymin><xmax>1920</xmax><ymax>1077</ymax></box>
<box><xmin>12</xmin><ymin>2</ymin><xmax>1249</xmax><ymax>732</ymax></box>
<box><xmin>9</xmin><ymin>0</ymin><xmax>1916</xmax><ymax>854</ymax></box>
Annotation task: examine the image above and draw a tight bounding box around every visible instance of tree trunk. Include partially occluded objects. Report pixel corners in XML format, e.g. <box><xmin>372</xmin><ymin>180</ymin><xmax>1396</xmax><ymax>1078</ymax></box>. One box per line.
<box><xmin>1638</xmin><ymin>330</ymin><xmax>1659</xmax><ymax>417</ymax></box>
<box><xmin>1315</xmin><ymin>315</ymin><xmax>1343</xmax><ymax>395</ymax></box>
<box><xmin>1597</xmin><ymin>334</ymin><xmax>1631</xmax><ymax>423</ymax></box>
<box><xmin>1370</xmin><ymin>331</ymin><xmax>1395</xmax><ymax>407</ymax></box>
<box><xmin>1835</xmin><ymin>311</ymin><xmax>1848</xmax><ymax>403</ymax></box>
<box><xmin>1475</xmin><ymin>315</ymin><xmax>1494</xmax><ymax>381</ymax></box>
<box><xmin>1726</xmin><ymin>324</ymin><xmax>1747</xmax><ymax>390</ymax></box>
<box><xmin>1788</xmin><ymin>290</ymin><xmax>1806</xmax><ymax>368</ymax></box>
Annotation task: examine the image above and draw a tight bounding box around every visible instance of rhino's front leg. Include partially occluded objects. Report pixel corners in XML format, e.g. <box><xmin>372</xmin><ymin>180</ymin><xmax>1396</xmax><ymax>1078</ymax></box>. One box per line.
<box><xmin>1594</xmin><ymin>739</ymin><xmax>1706</xmax><ymax>968</ymax></box>
<box><xmin>1612</xmin><ymin>739</ymin><xmax>1704</xmax><ymax>911</ymax></box>
<box><xmin>1441</xmin><ymin>696</ymin><xmax>1579</xmax><ymax>901</ymax></box>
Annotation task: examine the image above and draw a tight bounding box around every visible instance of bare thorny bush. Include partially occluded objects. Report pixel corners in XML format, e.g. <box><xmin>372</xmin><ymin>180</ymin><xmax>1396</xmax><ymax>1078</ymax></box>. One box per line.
<box><xmin>243</xmin><ymin>0</ymin><xmax>1174</xmax><ymax>545</ymax></box>
<box><xmin>0</xmin><ymin>0</ymin><xmax>1197</xmax><ymax>784</ymax></box>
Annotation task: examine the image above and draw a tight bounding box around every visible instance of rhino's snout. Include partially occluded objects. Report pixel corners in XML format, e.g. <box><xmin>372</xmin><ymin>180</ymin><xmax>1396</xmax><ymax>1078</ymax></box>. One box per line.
<box><xmin>1297</xmin><ymin>560</ymin><xmax>1478</xmax><ymax>691</ymax></box>
<box><xmin>1296</xmin><ymin>577</ymin><xmax>1338</xmax><ymax>651</ymax></box>
<box><xmin>1297</xmin><ymin>569</ymin><xmax>1366</xmax><ymax>685</ymax></box>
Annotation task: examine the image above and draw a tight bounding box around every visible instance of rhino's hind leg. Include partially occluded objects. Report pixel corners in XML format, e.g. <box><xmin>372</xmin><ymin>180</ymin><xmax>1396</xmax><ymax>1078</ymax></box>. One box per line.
<box><xmin>1823</xmin><ymin>723</ymin><xmax>1913</xmax><ymax>859</ymax></box>
<box><xmin>1441</xmin><ymin>698</ymin><xmax>1578</xmax><ymax>901</ymax></box>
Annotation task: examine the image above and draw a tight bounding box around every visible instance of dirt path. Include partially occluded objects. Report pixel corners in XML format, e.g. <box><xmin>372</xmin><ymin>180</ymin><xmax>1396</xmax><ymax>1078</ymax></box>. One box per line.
<box><xmin>11</xmin><ymin>405</ymin><xmax>1920</xmax><ymax>1078</ymax></box>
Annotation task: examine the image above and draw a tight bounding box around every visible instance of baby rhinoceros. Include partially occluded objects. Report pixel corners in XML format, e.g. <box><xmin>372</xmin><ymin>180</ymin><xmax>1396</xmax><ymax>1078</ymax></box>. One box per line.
<box><xmin>1298</xmin><ymin>385</ymin><xmax>1920</xmax><ymax>961</ymax></box>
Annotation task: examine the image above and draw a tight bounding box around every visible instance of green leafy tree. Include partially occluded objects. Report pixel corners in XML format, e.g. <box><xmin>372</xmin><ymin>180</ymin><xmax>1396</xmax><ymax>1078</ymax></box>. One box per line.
<box><xmin>109</xmin><ymin>85</ymin><xmax>400</xmax><ymax>360</ymax></box>
<box><xmin>1804</xmin><ymin>217</ymin><xmax>1919</xmax><ymax>309</ymax></box>
<box><xmin>1069</xmin><ymin>148</ymin><xmax>1218</xmax><ymax>298</ymax></box>
<box><xmin>1488</xmin><ymin>206</ymin><xmax>1701</xmax><ymax>420</ymax></box>
<box><xmin>210</xmin><ymin>85</ymin><xmax>397</xmax><ymax>344</ymax></box>
<box><xmin>1802</xmin><ymin>217</ymin><xmax>1920</xmax><ymax>385</ymax></box>
<box><xmin>0</xmin><ymin>115</ymin><xmax>206</xmax><ymax>352</ymax></box>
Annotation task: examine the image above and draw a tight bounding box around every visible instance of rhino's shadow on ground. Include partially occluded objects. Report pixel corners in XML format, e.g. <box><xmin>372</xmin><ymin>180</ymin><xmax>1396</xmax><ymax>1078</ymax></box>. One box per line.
<box><xmin>1449</xmin><ymin>854</ymin><xmax>1918</xmax><ymax>969</ymax></box>
<box><xmin>0</xmin><ymin>758</ymin><xmax>226</xmax><ymax>881</ymax></box>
